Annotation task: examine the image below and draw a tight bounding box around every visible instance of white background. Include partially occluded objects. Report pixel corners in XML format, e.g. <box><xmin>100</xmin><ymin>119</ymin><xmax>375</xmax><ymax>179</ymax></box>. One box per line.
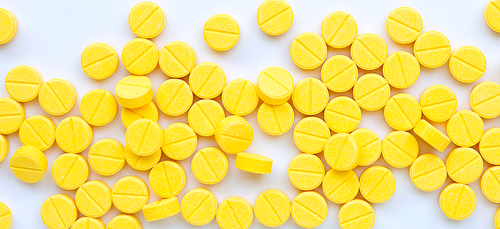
<box><xmin>0</xmin><ymin>0</ymin><xmax>500</xmax><ymax>228</ymax></box>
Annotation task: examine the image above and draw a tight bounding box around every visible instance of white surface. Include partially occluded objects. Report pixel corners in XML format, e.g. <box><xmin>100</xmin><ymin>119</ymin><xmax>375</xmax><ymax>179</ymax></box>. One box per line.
<box><xmin>0</xmin><ymin>0</ymin><xmax>499</xmax><ymax>228</ymax></box>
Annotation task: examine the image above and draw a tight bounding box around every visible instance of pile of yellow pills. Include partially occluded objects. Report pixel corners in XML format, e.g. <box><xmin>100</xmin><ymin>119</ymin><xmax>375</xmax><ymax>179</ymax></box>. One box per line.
<box><xmin>181</xmin><ymin>188</ymin><xmax>218</xmax><ymax>226</ymax></box>
<box><xmin>360</xmin><ymin>166</ymin><xmax>396</xmax><ymax>203</ymax></box>
<box><xmin>115</xmin><ymin>75</ymin><xmax>153</xmax><ymax>109</ymax></box>
<box><xmin>0</xmin><ymin>97</ymin><xmax>24</xmax><ymax>135</ymax></box>
<box><xmin>351</xmin><ymin>128</ymin><xmax>381</xmax><ymax>166</ymax></box>
<box><xmin>0</xmin><ymin>8</ymin><xmax>17</xmax><ymax>44</ymax></box>
<box><xmin>291</xmin><ymin>191</ymin><xmax>327</xmax><ymax>228</ymax></box>
<box><xmin>112</xmin><ymin>176</ymin><xmax>149</xmax><ymax>214</ymax></box>
<box><xmin>0</xmin><ymin>202</ymin><xmax>11</xmax><ymax>229</ymax></box>
<box><xmin>80</xmin><ymin>89</ymin><xmax>117</xmax><ymax>126</ymax></box>
<box><xmin>353</xmin><ymin>73</ymin><xmax>390</xmax><ymax>111</ymax></box>
<box><xmin>189</xmin><ymin>62</ymin><xmax>225</xmax><ymax>99</ymax></box>
<box><xmin>351</xmin><ymin>33</ymin><xmax>387</xmax><ymax>70</ymax></box>
<box><xmin>288</xmin><ymin>153</ymin><xmax>324</xmax><ymax>190</ymax></box>
<box><xmin>485</xmin><ymin>0</ymin><xmax>500</xmax><ymax>33</ymax></box>
<box><xmin>143</xmin><ymin>197</ymin><xmax>180</xmax><ymax>222</ymax></box>
<box><xmin>290</xmin><ymin>32</ymin><xmax>327</xmax><ymax>70</ymax></box>
<box><xmin>257</xmin><ymin>102</ymin><xmax>294</xmax><ymax>136</ymax></box>
<box><xmin>447</xmin><ymin>110</ymin><xmax>484</xmax><ymax>147</ymax></box>
<box><xmin>38</xmin><ymin>79</ymin><xmax>76</xmax><ymax>116</ymax></box>
<box><xmin>409</xmin><ymin>154</ymin><xmax>446</xmax><ymax>191</ymax></box>
<box><xmin>292</xmin><ymin>78</ymin><xmax>329</xmax><ymax>115</ymax></box>
<box><xmin>191</xmin><ymin>147</ymin><xmax>228</xmax><ymax>185</ymax></box>
<box><xmin>338</xmin><ymin>199</ymin><xmax>375</xmax><ymax>229</ymax></box>
<box><xmin>322</xmin><ymin>169</ymin><xmax>359</xmax><ymax>204</ymax></box>
<box><xmin>0</xmin><ymin>134</ymin><xmax>8</xmax><ymax>163</ymax></box>
<box><xmin>481</xmin><ymin>166</ymin><xmax>500</xmax><ymax>203</ymax></box>
<box><xmin>420</xmin><ymin>84</ymin><xmax>457</xmax><ymax>122</ymax></box>
<box><xmin>121</xmin><ymin>101</ymin><xmax>159</xmax><ymax>128</ymax></box>
<box><xmin>122</xmin><ymin>38</ymin><xmax>158</xmax><ymax>75</ymax></box>
<box><xmin>470</xmin><ymin>81</ymin><xmax>500</xmax><ymax>119</ymax></box>
<box><xmin>386</xmin><ymin>7</ymin><xmax>422</xmax><ymax>44</ymax></box>
<box><xmin>293</xmin><ymin>117</ymin><xmax>330</xmax><ymax>154</ymax></box>
<box><xmin>52</xmin><ymin>153</ymin><xmax>89</xmax><ymax>190</ymax></box>
<box><xmin>40</xmin><ymin>194</ymin><xmax>77</xmax><ymax>229</ymax></box>
<box><xmin>449</xmin><ymin>46</ymin><xmax>486</xmax><ymax>83</ymax></box>
<box><xmin>88</xmin><ymin>138</ymin><xmax>125</xmax><ymax>176</ymax></box>
<box><xmin>325</xmin><ymin>96</ymin><xmax>361</xmax><ymax>133</ymax></box>
<box><xmin>80</xmin><ymin>43</ymin><xmax>118</xmax><ymax>80</ymax></box>
<box><xmin>256</xmin><ymin>67</ymin><xmax>294</xmax><ymax>105</ymax></box>
<box><xmin>446</xmin><ymin>147</ymin><xmax>483</xmax><ymax>184</ymax></box>
<box><xmin>55</xmin><ymin>116</ymin><xmax>93</xmax><ymax>154</ymax></box>
<box><xmin>19</xmin><ymin>115</ymin><xmax>55</xmax><ymax>151</ymax></box>
<box><xmin>159</xmin><ymin>41</ymin><xmax>196</xmax><ymax>78</ymax></box>
<box><xmin>203</xmin><ymin>14</ymin><xmax>240</xmax><ymax>51</ymax></box>
<box><xmin>254</xmin><ymin>189</ymin><xmax>290</xmax><ymax>227</ymax></box>
<box><xmin>414</xmin><ymin>31</ymin><xmax>451</xmax><ymax>68</ymax></box>
<box><xmin>125</xmin><ymin>119</ymin><xmax>163</xmax><ymax>156</ymax></box>
<box><xmin>217</xmin><ymin>197</ymin><xmax>253</xmax><ymax>229</ymax></box>
<box><xmin>156</xmin><ymin>79</ymin><xmax>193</xmax><ymax>117</ymax></box>
<box><xmin>215</xmin><ymin>116</ymin><xmax>254</xmax><ymax>154</ymax></box>
<box><xmin>107</xmin><ymin>214</ymin><xmax>142</xmax><ymax>229</ymax></box>
<box><xmin>188</xmin><ymin>99</ymin><xmax>225</xmax><ymax>137</ymax></box>
<box><xmin>222</xmin><ymin>79</ymin><xmax>259</xmax><ymax>116</ymax></box>
<box><xmin>128</xmin><ymin>2</ymin><xmax>165</xmax><ymax>38</ymax></box>
<box><xmin>321</xmin><ymin>55</ymin><xmax>358</xmax><ymax>93</ymax></box>
<box><xmin>384</xmin><ymin>93</ymin><xmax>421</xmax><ymax>131</ymax></box>
<box><xmin>9</xmin><ymin>146</ymin><xmax>47</xmax><ymax>183</ymax></box>
<box><xmin>439</xmin><ymin>183</ymin><xmax>476</xmax><ymax>220</ymax></box>
<box><xmin>413</xmin><ymin>119</ymin><xmax>450</xmax><ymax>152</ymax></box>
<box><xmin>235</xmin><ymin>152</ymin><xmax>273</xmax><ymax>174</ymax></box>
<box><xmin>325</xmin><ymin>133</ymin><xmax>359</xmax><ymax>171</ymax></box>
<box><xmin>5</xmin><ymin>65</ymin><xmax>43</xmax><ymax>102</ymax></box>
<box><xmin>124</xmin><ymin>147</ymin><xmax>161</xmax><ymax>171</ymax></box>
<box><xmin>75</xmin><ymin>180</ymin><xmax>112</xmax><ymax>218</ymax></box>
<box><xmin>480</xmin><ymin>128</ymin><xmax>500</xmax><ymax>165</ymax></box>
<box><xmin>321</xmin><ymin>11</ymin><xmax>357</xmax><ymax>48</ymax></box>
<box><xmin>71</xmin><ymin>217</ymin><xmax>105</xmax><ymax>229</ymax></box>
<box><xmin>257</xmin><ymin>0</ymin><xmax>293</xmax><ymax>35</ymax></box>
<box><xmin>382</xmin><ymin>131</ymin><xmax>419</xmax><ymax>168</ymax></box>
<box><xmin>383</xmin><ymin>51</ymin><xmax>420</xmax><ymax>88</ymax></box>
<box><xmin>162</xmin><ymin>123</ymin><xmax>197</xmax><ymax>160</ymax></box>
<box><xmin>149</xmin><ymin>161</ymin><xmax>186</xmax><ymax>198</ymax></box>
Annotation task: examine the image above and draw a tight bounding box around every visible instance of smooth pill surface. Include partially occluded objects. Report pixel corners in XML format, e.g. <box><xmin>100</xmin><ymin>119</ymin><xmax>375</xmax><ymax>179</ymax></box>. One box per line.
<box><xmin>0</xmin><ymin>134</ymin><xmax>8</xmax><ymax>163</ymax></box>
<box><xmin>19</xmin><ymin>115</ymin><xmax>55</xmax><ymax>151</ymax></box>
<box><xmin>215</xmin><ymin>116</ymin><xmax>253</xmax><ymax>154</ymax></box>
<box><xmin>383</xmin><ymin>51</ymin><xmax>420</xmax><ymax>88</ymax></box>
<box><xmin>235</xmin><ymin>152</ymin><xmax>273</xmax><ymax>174</ymax></box>
<box><xmin>222</xmin><ymin>79</ymin><xmax>259</xmax><ymax>116</ymax></box>
<box><xmin>338</xmin><ymin>199</ymin><xmax>375</xmax><ymax>229</ymax></box>
<box><xmin>126</xmin><ymin>119</ymin><xmax>163</xmax><ymax>156</ymax></box>
<box><xmin>0</xmin><ymin>97</ymin><xmax>24</xmax><ymax>134</ymax></box>
<box><xmin>420</xmin><ymin>85</ymin><xmax>457</xmax><ymax>122</ymax></box>
<box><xmin>121</xmin><ymin>101</ymin><xmax>159</xmax><ymax>128</ymax></box>
<box><xmin>414</xmin><ymin>31</ymin><xmax>451</xmax><ymax>68</ymax></box>
<box><xmin>321</xmin><ymin>55</ymin><xmax>358</xmax><ymax>93</ymax></box>
<box><xmin>351</xmin><ymin>33</ymin><xmax>387</xmax><ymax>70</ymax></box>
<box><xmin>156</xmin><ymin>79</ymin><xmax>192</xmax><ymax>116</ymax></box>
<box><xmin>257</xmin><ymin>67</ymin><xmax>294</xmax><ymax>105</ymax></box>
<box><xmin>481</xmin><ymin>166</ymin><xmax>500</xmax><ymax>203</ymax></box>
<box><xmin>449</xmin><ymin>46</ymin><xmax>486</xmax><ymax>83</ymax></box>
<box><xmin>291</xmin><ymin>191</ymin><xmax>327</xmax><ymax>228</ymax></box>
<box><xmin>447</xmin><ymin>110</ymin><xmax>484</xmax><ymax>147</ymax></box>
<box><xmin>384</xmin><ymin>93</ymin><xmax>421</xmax><ymax>131</ymax></box>
<box><xmin>288</xmin><ymin>153</ymin><xmax>325</xmax><ymax>190</ymax></box>
<box><xmin>5</xmin><ymin>65</ymin><xmax>43</xmax><ymax>102</ymax></box>
<box><xmin>321</xmin><ymin>11</ymin><xmax>357</xmax><ymax>48</ymax></box>
<box><xmin>386</xmin><ymin>7</ymin><xmax>422</xmax><ymax>44</ymax></box>
<box><xmin>290</xmin><ymin>32</ymin><xmax>327</xmax><ymax>70</ymax></box>
<box><xmin>112</xmin><ymin>176</ymin><xmax>149</xmax><ymax>214</ymax></box>
<box><xmin>0</xmin><ymin>8</ymin><xmax>17</xmax><ymax>44</ymax></box>
<box><xmin>413</xmin><ymin>119</ymin><xmax>450</xmax><ymax>152</ymax></box>
<box><xmin>89</xmin><ymin>138</ymin><xmax>124</xmax><ymax>176</ymax></box>
<box><xmin>128</xmin><ymin>2</ymin><xmax>165</xmax><ymax>38</ymax></box>
<box><xmin>80</xmin><ymin>89</ymin><xmax>117</xmax><ymax>126</ymax></box>
<box><xmin>382</xmin><ymin>131</ymin><xmax>419</xmax><ymax>168</ymax></box>
<box><xmin>409</xmin><ymin>154</ymin><xmax>446</xmax><ymax>192</ymax></box>
<box><xmin>181</xmin><ymin>188</ymin><xmax>218</xmax><ymax>226</ymax></box>
<box><xmin>75</xmin><ymin>180</ymin><xmax>112</xmax><ymax>218</ymax></box>
<box><xmin>323</xmin><ymin>169</ymin><xmax>359</xmax><ymax>204</ymax></box>
<box><xmin>217</xmin><ymin>197</ymin><xmax>253</xmax><ymax>229</ymax></box>
<box><xmin>39</xmin><ymin>79</ymin><xmax>77</xmax><ymax>116</ymax></box>
<box><xmin>143</xmin><ymin>197</ymin><xmax>180</xmax><ymax>222</ymax></box>
<box><xmin>106</xmin><ymin>214</ymin><xmax>142</xmax><ymax>229</ymax></box>
<box><xmin>257</xmin><ymin>102</ymin><xmax>294</xmax><ymax>136</ymax></box>
<box><xmin>0</xmin><ymin>202</ymin><xmax>11</xmax><ymax>229</ymax></box>
<box><xmin>191</xmin><ymin>147</ymin><xmax>228</xmax><ymax>185</ymax></box>
<box><xmin>325</xmin><ymin>96</ymin><xmax>361</xmax><ymax>133</ymax></box>
<box><xmin>80</xmin><ymin>43</ymin><xmax>118</xmax><ymax>80</ymax></box>
<box><xmin>10</xmin><ymin>146</ymin><xmax>47</xmax><ymax>183</ymax></box>
<box><xmin>293</xmin><ymin>117</ymin><xmax>330</xmax><ymax>154</ymax></box>
<box><xmin>162</xmin><ymin>122</ymin><xmax>197</xmax><ymax>160</ymax></box>
<box><xmin>159</xmin><ymin>41</ymin><xmax>196</xmax><ymax>78</ymax></box>
<box><xmin>188</xmin><ymin>100</ymin><xmax>225</xmax><ymax>137</ymax></box>
<box><xmin>325</xmin><ymin>133</ymin><xmax>359</xmax><ymax>171</ymax></box>
<box><xmin>124</xmin><ymin>147</ymin><xmax>161</xmax><ymax>171</ymax></box>
<box><xmin>41</xmin><ymin>194</ymin><xmax>77</xmax><ymax>229</ymax></box>
<box><xmin>71</xmin><ymin>217</ymin><xmax>105</xmax><ymax>229</ymax></box>
<box><xmin>122</xmin><ymin>38</ymin><xmax>158</xmax><ymax>75</ymax></box>
<box><xmin>470</xmin><ymin>81</ymin><xmax>500</xmax><ymax>119</ymax></box>
<box><xmin>189</xmin><ymin>62</ymin><xmax>225</xmax><ymax>98</ymax></box>
<box><xmin>254</xmin><ymin>189</ymin><xmax>290</xmax><ymax>227</ymax></box>
<box><xmin>292</xmin><ymin>78</ymin><xmax>329</xmax><ymax>115</ymax></box>
<box><xmin>203</xmin><ymin>14</ymin><xmax>240</xmax><ymax>51</ymax></box>
<box><xmin>55</xmin><ymin>116</ymin><xmax>93</xmax><ymax>154</ymax></box>
<box><xmin>149</xmin><ymin>161</ymin><xmax>186</xmax><ymax>198</ymax></box>
<box><xmin>257</xmin><ymin>0</ymin><xmax>293</xmax><ymax>35</ymax></box>
<box><xmin>480</xmin><ymin>128</ymin><xmax>500</xmax><ymax>165</ymax></box>
<box><xmin>439</xmin><ymin>183</ymin><xmax>476</xmax><ymax>220</ymax></box>
<box><xmin>115</xmin><ymin>75</ymin><xmax>153</xmax><ymax>109</ymax></box>
<box><xmin>446</xmin><ymin>147</ymin><xmax>482</xmax><ymax>184</ymax></box>
<box><xmin>52</xmin><ymin>153</ymin><xmax>89</xmax><ymax>190</ymax></box>
<box><xmin>486</xmin><ymin>0</ymin><xmax>500</xmax><ymax>32</ymax></box>
<box><xmin>351</xmin><ymin>128</ymin><xmax>381</xmax><ymax>166</ymax></box>
<box><xmin>353</xmin><ymin>73</ymin><xmax>390</xmax><ymax>111</ymax></box>
<box><xmin>360</xmin><ymin>166</ymin><xmax>395</xmax><ymax>203</ymax></box>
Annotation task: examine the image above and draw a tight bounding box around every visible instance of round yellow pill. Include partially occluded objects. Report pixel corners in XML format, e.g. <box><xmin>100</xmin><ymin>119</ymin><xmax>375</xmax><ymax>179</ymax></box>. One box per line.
<box><xmin>439</xmin><ymin>183</ymin><xmax>476</xmax><ymax>220</ymax></box>
<box><xmin>449</xmin><ymin>46</ymin><xmax>486</xmax><ymax>83</ymax></box>
<box><xmin>0</xmin><ymin>202</ymin><xmax>12</xmax><ymax>229</ymax></box>
<box><xmin>235</xmin><ymin>152</ymin><xmax>273</xmax><ymax>174</ymax></box>
<box><xmin>122</xmin><ymin>38</ymin><xmax>158</xmax><ymax>75</ymax></box>
<box><xmin>420</xmin><ymin>85</ymin><xmax>457</xmax><ymax>122</ymax></box>
<box><xmin>162</xmin><ymin>122</ymin><xmax>197</xmax><ymax>160</ymax></box>
<box><xmin>386</xmin><ymin>7</ymin><xmax>422</xmax><ymax>44</ymax></box>
<box><xmin>126</xmin><ymin>119</ymin><xmax>163</xmax><ymax>156</ymax></box>
<box><xmin>496</xmin><ymin>207</ymin><xmax>500</xmax><ymax>229</ymax></box>
<box><xmin>338</xmin><ymin>199</ymin><xmax>375</xmax><ymax>229</ymax></box>
<box><xmin>89</xmin><ymin>138</ymin><xmax>124</xmax><ymax>176</ymax></box>
<box><xmin>10</xmin><ymin>146</ymin><xmax>47</xmax><ymax>183</ymax></box>
<box><xmin>470</xmin><ymin>81</ymin><xmax>500</xmax><ymax>119</ymax></box>
<box><xmin>0</xmin><ymin>97</ymin><xmax>24</xmax><ymax>135</ymax></box>
<box><xmin>52</xmin><ymin>153</ymin><xmax>89</xmax><ymax>190</ymax></box>
<box><xmin>257</xmin><ymin>102</ymin><xmax>294</xmax><ymax>136</ymax></box>
<box><xmin>384</xmin><ymin>93</ymin><xmax>421</xmax><ymax>131</ymax></box>
<box><xmin>486</xmin><ymin>0</ymin><xmax>500</xmax><ymax>33</ymax></box>
<box><xmin>292</xmin><ymin>78</ymin><xmax>329</xmax><ymax>115</ymax></box>
<box><xmin>216</xmin><ymin>116</ymin><xmax>254</xmax><ymax>154</ymax></box>
<box><xmin>191</xmin><ymin>147</ymin><xmax>228</xmax><ymax>185</ymax></box>
<box><xmin>143</xmin><ymin>197</ymin><xmax>180</xmax><ymax>222</ymax></box>
<box><xmin>256</xmin><ymin>67</ymin><xmax>294</xmax><ymax>105</ymax></box>
<box><xmin>80</xmin><ymin>89</ymin><xmax>117</xmax><ymax>126</ymax></box>
<box><xmin>124</xmin><ymin>147</ymin><xmax>161</xmax><ymax>171</ymax></box>
<box><xmin>5</xmin><ymin>65</ymin><xmax>43</xmax><ymax>102</ymax></box>
<box><xmin>254</xmin><ymin>189</ymin><xmax>290</xmax><ymax>227</ymax></box>
<box><xmin>39</xmin><ymin>79</ymin><xmax>77</xmax><ymax>116</ymax></box>
<box><xmin>115</xmin><ymin>75</ymin><xmax>153</xmax><ymax>109</ymax></box>
<box><xmin>112</xmin><ymin>176</ymin><xmax>149</xmax><ymax>214</ymax></box>
<box><xmin>107</xmin><ymin>214</ymin><xmax>142</xmax><ymax>229</ymax></box>
<box><xmin>128</xmin><ymin>2</ymin><xmax>165</xmax><ymax>38</ymax></box>
<box><xmin>360</xmin><ymin>166</ymin><xmax>395</xmax><ymax>203</ymax></box>
<box><xmin>75</xmin><ymin>180</ymin><xmax>111</xmax><ymax>218</ymax></box>
<box><xmin>447</xmin><ymin>110</ymin><xmax>484</xmax><ymax>147</ymax></box>
<box><xmin>189</xmin><ymin>62</ymin><xmax>225</xmax><ymax>98</ymax></box>
<box><xmin>324</xmin><ymin>96</ymin><xmax>361</xmax><ymax>133</ymax></box>
<box><xmin>321</xmin><ymin>55</ymin><xmax>358</xmax><ymax>93</ymax></box>
<box><xmin>0</xmin><ymin>134</ymin><xmax>8</xmax><ymax>163</ymax></box>
<box><xmin>71</xmin><ymin>217</ymin><xmax>105</xmax><ymax>229</ymax></box>
<box><xmin>80</xmin><ymin>43</ymin><xmax>118</xmax><ymax>80</ymax></box>
<box><xmin>156</xmin><ymin>79</ymin><xmax>192</xmax><ymax>116</ymax></box>
<box><xmin>325</xmin><ymin>133</ymin><xmax>359</xmax><ymax>171</ymax></box>
<box><xmin>288</xmin><ymin>153</ymin><xmax>325</xmax><ymax>190</ymax></box>
<box><xmin>222</xmin><ymin>79</ymin><xmax>259</xmax><ymax>116</ymax></box>
<box><xmin>55</xmin><ymin>116</ymin><xmax>93</xmax><ymax>154</ymax></box>
<box><xmin>291</xmin><ymin>191</ymin><xmax>327</xmax><ymax>228</ymax></box>
<box><xmin>159</xmin><ymin>41</ymin><xmax>196</xmax><ymax>78</ymax></box>
<box><xmin>188</xmin><ymin>99</ymin><xmax>225</xmax><ymax>136</ymax></box>
<box><xmin>293</xmin><ymin>117</ymin><xmax>330</xmax><ymax>154</ymax></box>
<box><xmin>414</xmin><ymin>31</ymin><xmax>451</xmax><ymax>68</ymax></box>
<box><xmin>481</xmin><ymin>166</ymin><xmax>500</xmax><ymax>203</ymax></box>
<box><xmin>257</xmin><ymin>0</ymin><xmax>293</xmax><ymax>35</ymax></box>
<box><xmin>19</xmin><ymin>115</ymin><xmax>55</xmax><ymax>151</ymax></box>
<box><xmin>290</xmin><ymin>32</ymin><xmax>327</xmax><ymax>70</ymax></box>
<box><xmin>321</xmin><ymin>11</ymin><xmax>357</xmax><ymax>48</ymax></box>
<box><xmin>383</xmin><ymin>51</ymin><xmax>420</xmax><ymax>88</ymax></box>
<box><xmin>217</xmin><ymin>197</ymin><xmax>253</xmax><ymax>229</ymax></box>
<box><xmin>382</xmin><ymin>131</ymin><xmax>419</xmax><ymax>168</ymax></box>
<box><xmin>351</xmin><ymin>33</ymin><xmax>387</xmax><ymax>70</ymax></box>
<box><xmin>480</xmin><ymin>128</ymin><xmax>500</xmax><ymax>165</ymax></box>
<box><xmin>353</xmin><ymin>73</ymin><xmax>390</xmax><ymax>111</ymax></box>
<box><xmin>203</xmin><ymin>14</ymin><xmax>240</xmax><ymax>51</ymax></box>
<box><xmin>446</xmin><ymin>147</ymin><xmax>482</xmax><ymax>184</ymax></box>
<box><xmin>323</xmin><ymin>169</ymin><xmax>359</xmax><ymax>204</ymax></box>
<box><xmin>41</xmin><ymin>194</ymin><xmax>77</xmax><ymax>229</ymax></box>
<box><xmin>351</xmin><ymin>128</ymin><xmax>381</xmax><ymax>166</ymax></box>
<box><xmin>0</xmin><ymin>8</ymin><xmax>17</xmax><ymax>44</ymax></box>
<box><xmin>121</xmin><ymin>101</ymin><xmax>159</xmax><ymax>128</ymax></box>
<box><xmin>409</xmin><ymin>154</ymin><xmax>446</xmax><ymax>192</ymax></box>
<box><xmin>149</xmin><ymin>161</ymin><xmax>186</xmax><ymax>198</ymax></box>
<box><xmin>181</xmin><ymin>188</ymin><xmax>218</xmax><ymax>226</ymax></box>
